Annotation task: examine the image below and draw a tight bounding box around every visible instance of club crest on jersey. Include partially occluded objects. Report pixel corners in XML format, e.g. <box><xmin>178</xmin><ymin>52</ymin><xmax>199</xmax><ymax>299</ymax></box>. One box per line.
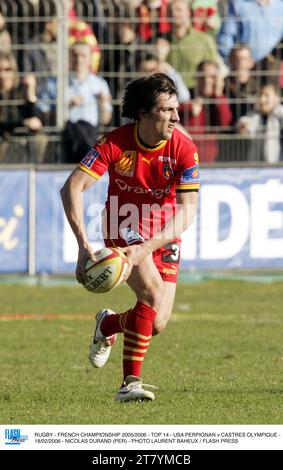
<box><xmin>81</xmin><ymin>148</ymin><xmax>100</xmax><ymax>168</ymax></box>
<box><xmin>115</xmin><ymin>151</ymin><xmax>136</xmax><ymax>177</ymax></box>
<box><xmin>180</xmin><ymin>165</ymin><xmax>200</xmax><ymax>184</ymax></box>
<box><xmin>163</xmin><ymin>163</ymin><xmax>174</xmax><ymax>179</ymax></box>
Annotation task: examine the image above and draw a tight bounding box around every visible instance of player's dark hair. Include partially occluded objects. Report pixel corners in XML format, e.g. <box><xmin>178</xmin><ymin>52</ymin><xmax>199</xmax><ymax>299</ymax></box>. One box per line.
<box><xmin>121</xmin><ymin>73</ymin><xmax>178</xmax><ymax>121</ymax></box>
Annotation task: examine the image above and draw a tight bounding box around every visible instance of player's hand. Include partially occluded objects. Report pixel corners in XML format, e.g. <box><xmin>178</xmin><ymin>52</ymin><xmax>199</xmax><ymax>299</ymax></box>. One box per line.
<box><xmin>76</xmin><ymin>245</ymin><xmax>96</xmax><ymax>285</ymax></box>
<box><xmin>119</xmin><ymin>244</ymin><xmax>148</xmax><ymax>282</ymax></box>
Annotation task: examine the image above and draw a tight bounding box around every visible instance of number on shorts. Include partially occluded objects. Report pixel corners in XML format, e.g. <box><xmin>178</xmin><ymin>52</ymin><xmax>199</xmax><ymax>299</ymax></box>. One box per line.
<box><xmin>161</xmin><ymin>241</ymin><xmax>180</xmax><ymax>263</ymax></box>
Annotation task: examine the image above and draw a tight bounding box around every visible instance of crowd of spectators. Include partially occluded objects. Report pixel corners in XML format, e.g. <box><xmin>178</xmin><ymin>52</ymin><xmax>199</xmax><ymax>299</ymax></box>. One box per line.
<box><xmin>0</xmin><ymin>0</ymin><xmax>283</xmax><ymax>164</ymax></box>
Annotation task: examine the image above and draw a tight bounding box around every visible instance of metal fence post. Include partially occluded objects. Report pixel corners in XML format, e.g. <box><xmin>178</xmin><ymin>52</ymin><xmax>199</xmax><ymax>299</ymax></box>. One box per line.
<box><xmin>56</xmin><ymin>0</ymin><xmax>69</xmax><ymax>128</ymax></box>
<box><xmin>28</xmin><ymin>166</ymin><xmax>36</xmax><ymax>275</ymax></box>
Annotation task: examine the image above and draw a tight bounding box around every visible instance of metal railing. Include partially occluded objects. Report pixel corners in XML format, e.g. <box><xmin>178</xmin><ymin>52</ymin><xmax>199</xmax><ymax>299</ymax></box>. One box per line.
<box><xmin>0</xmin><ymin>0</ymin><xmax>282</xmax><ymax>164</ymax></box>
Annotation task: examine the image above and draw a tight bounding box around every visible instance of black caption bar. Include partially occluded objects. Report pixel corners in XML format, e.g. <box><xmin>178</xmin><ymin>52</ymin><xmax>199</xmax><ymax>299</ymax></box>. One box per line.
<box><xmin>0</xmin><ymin>450</ymin><xmax>281</xmax><ymax>467</ymax></box>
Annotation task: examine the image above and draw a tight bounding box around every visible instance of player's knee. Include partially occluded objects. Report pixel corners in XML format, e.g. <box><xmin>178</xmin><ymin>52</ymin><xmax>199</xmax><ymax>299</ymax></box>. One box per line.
<box><xmin>138</xmin><ymin>281</ymin><xmax>164</xmax><ymax>311</ymax></box>
<box><xmin>152</xmin><ymin>319</ymin><xmax>168</xmax><ymax>336</ymax></box>
<box><xmin>145</xmin><ymin>288</ymin><xmax>164</xmax><ymax>311</ymax></box>
<box><xmin>152</xmin><ymin>315</ymin><xmax>169</xmax><ymax>336</ymax></box>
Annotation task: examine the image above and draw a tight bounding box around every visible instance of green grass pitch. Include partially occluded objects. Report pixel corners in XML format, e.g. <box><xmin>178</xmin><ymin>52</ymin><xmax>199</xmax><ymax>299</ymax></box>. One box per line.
<box><xmin>0</xmin><ymin>280</ymin><xmax>282</xmax><ymax>424</ymax></box>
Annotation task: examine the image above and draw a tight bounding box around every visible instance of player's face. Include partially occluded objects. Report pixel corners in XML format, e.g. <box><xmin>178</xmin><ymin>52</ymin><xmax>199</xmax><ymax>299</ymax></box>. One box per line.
<box><xmin>146</xmin><ymin>93</ymin><xmax>180</xmax><ymax>142</ymax></box>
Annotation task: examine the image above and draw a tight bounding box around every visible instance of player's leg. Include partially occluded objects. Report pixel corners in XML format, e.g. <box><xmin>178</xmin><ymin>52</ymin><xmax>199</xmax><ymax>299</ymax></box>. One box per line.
<box><xmin>114</xmin><ymin>279</ymin><xmax>176</xmax><ymax>400</ymax></box>
<box><xmin>115</xmin><ymin>255</ymin><xmax>164</xmax><ymax>401</ymax></box>
<box><xmin>151</xmin><ymin>240</ymin><xmax>180</xmax><ymax>335</ymax></box>
<box><xmin>88</xmin><ymin>236</ymin><xmax>129</xmax><ymax>368</ymax></box>
<box><xmin>89</xmin><ymin>238</ymin><xmax>180</xmax><ymax>400</ymax></box>
<box><xmin>89</xmin><ymin>254</ymin><xmax>163</xmax><ymax>387</ymax></box>
<box><xmin>126</xmin><ymin>254</ymin><xmax>164</xmax><ymax>308</ymax></box>
<box><xmin>90</xmin><ymin>238</ymin><xmax>180</xmax><ymax>365</ymax></box>
<box><xmin>153</xmin><ymin>281</ymin><xmax>177</xmax><ymax>335</ymax></box>
<box><xmin>88</xmin><ymin>308</ymin><xmax>118</xmax><ymax>368</ymax></box>
<box><xmin>91</xmin><ymin>255</ymin><xmax>163</xmax><ymax>400</ymax></box>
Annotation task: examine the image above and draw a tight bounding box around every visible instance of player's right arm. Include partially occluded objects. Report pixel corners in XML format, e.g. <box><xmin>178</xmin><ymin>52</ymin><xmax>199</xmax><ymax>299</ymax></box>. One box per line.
<box><xmin>60</xmin><ymin>167</ymin><xmax>97</xmax><ymax>284</ymax></box>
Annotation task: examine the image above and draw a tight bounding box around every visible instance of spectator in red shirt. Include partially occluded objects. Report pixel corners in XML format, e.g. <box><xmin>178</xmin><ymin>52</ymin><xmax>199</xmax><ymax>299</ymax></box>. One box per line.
<box><xmin>180</xmin><ymin>60</ymin><xmax>232</xmax><ymax>162</ymax></box>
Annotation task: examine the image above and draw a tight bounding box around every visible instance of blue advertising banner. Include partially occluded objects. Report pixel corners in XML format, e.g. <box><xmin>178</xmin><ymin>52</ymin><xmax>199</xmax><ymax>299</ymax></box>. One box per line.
<box><xmin>36</xmin><ymin>167</ymin><xmax>283</xmax><ymax>273</ymax></box>
<box><xmin>0</xmin><ymin>171</ymin><xmax>29</xmax><ymax>272</ymax></box>
<box><xmin>1</xmin><ymin>167</ymin><xmax>283</xmax><ymax>273</ymax></box>
<box><xmin>181</xmin><ymin>167</ymin><xmax>283</xmax><ymax>269</ymax></box>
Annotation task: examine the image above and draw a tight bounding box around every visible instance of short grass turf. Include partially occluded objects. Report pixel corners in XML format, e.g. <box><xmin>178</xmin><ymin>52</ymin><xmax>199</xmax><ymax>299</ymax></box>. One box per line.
<box><xmin>0</xmin><ymin>280</ymin><xmax>282</xmax><ymax>424</ymax></box>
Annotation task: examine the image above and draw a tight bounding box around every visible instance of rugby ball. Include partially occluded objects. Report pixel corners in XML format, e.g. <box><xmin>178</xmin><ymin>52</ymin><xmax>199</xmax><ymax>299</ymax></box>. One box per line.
<box><xmin>84</xmin><ymin>247</ymin><xmax>128</xmax><ymax>293</ymax></box>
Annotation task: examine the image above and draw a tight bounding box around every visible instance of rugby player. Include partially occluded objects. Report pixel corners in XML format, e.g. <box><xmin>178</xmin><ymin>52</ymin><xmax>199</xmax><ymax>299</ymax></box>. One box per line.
<box><xmin>60</xmin><ymin>73</ymin><xmax>200</xmax><ymax>402</ymax></box>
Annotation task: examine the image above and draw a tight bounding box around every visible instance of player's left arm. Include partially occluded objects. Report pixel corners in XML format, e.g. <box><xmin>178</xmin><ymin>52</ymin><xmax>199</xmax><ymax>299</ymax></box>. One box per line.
<box><xmin>122</xmin><ymin>191</ymin><xmax>199</xmax><ymax>276</ymax></box>
<box><xmin>149</xmin><ymin>190</ymin><xmax>199</xmax><ymax>249</ymax></box>
<box><xmin>171</xmin><ymin>189</ymin><xmax>198</xmax><ymax>235</ymax></box>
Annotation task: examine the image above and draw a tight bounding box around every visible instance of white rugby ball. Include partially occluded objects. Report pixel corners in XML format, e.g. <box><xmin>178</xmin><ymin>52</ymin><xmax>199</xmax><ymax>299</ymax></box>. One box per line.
<box><xmin>84</xmin><ymin>247</ymin><xmax>128</xmax><ymax>293</ymax></box>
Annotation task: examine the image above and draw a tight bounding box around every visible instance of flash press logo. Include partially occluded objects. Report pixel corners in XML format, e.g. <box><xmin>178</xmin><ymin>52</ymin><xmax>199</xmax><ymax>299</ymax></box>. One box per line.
<box><xmin>5</xmin><ymin>429</ymin><xmax>28</xmax><ymax>445</ymax></box>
